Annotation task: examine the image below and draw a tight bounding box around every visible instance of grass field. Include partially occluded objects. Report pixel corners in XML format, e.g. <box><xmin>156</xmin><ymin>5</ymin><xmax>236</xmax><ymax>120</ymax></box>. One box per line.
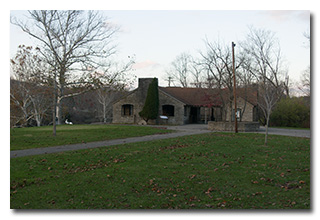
<box><xmin>10</xmin><ymin>124</ymin><xmax>172</xmax><ymax>151</ymax></box>
<box><xmin>10</xmin><ymin>132</ymin><xmax>310</xmax><ymax>209</ymax></box>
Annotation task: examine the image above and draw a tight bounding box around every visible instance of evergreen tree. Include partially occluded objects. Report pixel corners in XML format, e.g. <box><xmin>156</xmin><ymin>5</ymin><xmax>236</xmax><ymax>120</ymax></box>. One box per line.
<box><xmin>139</xmin><ymin>78</ymin><xmax>159</xmax><ymax>123</ymax></box>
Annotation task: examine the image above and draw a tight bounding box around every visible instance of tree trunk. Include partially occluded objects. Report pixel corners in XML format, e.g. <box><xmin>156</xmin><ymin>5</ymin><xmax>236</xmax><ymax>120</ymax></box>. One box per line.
<box><xmin>264</xmin><ymin>113</ymin><xmax>270</xmax><ymax>146</ymax></box>
<box><xmin>56</xmin><ymin>97</ymin><xmax>62</xmax><ymax>125</ymax></box>
<box><xmin>103</xmin><ymin>102</ymin><xmax>107</xmax><ymax>123</ymax></box>
<box><xmin>53</xmin><ymin>73</ymin><xmax>57</xmax><ymax>136</ymax></box>
<box><xmin>53</xmin><ymin>102</ymin><xmax>57</xmax><ymax>136</ymax></box>
<box><xmin>34</xmin><ymin>110</ymin><xmax>41</xmax><ymax>127</ymax></box>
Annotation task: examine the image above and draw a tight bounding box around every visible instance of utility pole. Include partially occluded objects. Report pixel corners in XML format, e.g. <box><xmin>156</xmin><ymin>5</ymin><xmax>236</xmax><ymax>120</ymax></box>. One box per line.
<box><xmin>232</xmin><ymin>42</ymin><xmax>238</xmax><ymax>133</ymax></box>
<box><xmin>168</xmin><ymin>77</ymin><xmax>172</xmax><ymax>87</ymax></box>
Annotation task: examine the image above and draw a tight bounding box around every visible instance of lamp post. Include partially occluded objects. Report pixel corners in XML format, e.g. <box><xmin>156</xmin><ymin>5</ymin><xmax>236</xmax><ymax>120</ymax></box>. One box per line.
<box><xmin>232</xmin><ymin>42</ymin><xmax>238</xmax><ymax>133</ymax></box>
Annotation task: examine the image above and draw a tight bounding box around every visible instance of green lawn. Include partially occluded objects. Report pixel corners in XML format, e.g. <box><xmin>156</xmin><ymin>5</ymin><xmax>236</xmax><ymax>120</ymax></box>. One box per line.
<box><xmin>10</xmin><ymin>124</ymin><xmax>172</xmax><ymax>151</ymax></box>
<box><xmin>10</xmin><ymin>132</ymin><xmax>310</xmax><ymax>209</ymax></box>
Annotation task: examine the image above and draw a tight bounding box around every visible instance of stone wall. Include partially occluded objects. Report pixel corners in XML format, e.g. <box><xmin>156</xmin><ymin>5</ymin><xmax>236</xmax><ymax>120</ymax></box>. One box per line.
<box><xmin>208</xmin><ymin>121</ymin><xmax>260</xmax><ymax>132</ymax></box>
<box><xmin>226</xmin><ymin>97</ymin><xmax>256</xmax><ymax>122</ymax></box>
<box><xmin>158</xmin><ymin>90</ymin><xmax>185</xmax><ymax>125</ymax></box>
<box><xmin>112</xmin><ymin>78</ymin><xmax>154</xmax><ymax>124</ymax></box>
<box><xmin>112</xmin><ymin>78</ymin><xmax>186</xmax><ymax>125</ymax></box>
<box><xmin>112</xmin><ymin>92</ymin><xmax>138</xmax><ymax>124</ymax></box>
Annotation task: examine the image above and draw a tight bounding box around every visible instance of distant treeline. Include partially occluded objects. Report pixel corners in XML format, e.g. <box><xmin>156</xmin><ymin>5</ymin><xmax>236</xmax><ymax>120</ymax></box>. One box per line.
<box><xmin>270</xmin><ymin>96</ymin><xmax>310</xmax><ymax>128</ymax></box>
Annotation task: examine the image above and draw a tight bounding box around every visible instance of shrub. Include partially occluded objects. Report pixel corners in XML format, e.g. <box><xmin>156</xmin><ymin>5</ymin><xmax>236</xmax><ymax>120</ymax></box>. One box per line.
<box><xmin>270</xmin><ymin>97</ymin><xmax>310</xmax><ymax>128</ymax></box>
<box><xmin>139</xmin><ymin>78</ymin><xmax>159</xmax><ymax>123</ymax></box>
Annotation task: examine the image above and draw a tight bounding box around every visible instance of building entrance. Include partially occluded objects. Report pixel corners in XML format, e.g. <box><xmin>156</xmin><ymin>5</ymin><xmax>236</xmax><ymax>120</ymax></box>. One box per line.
<box><xmin>189</xmin><ymin>107</ymin><xmax>199</xmax><ymax>123</ymax></box>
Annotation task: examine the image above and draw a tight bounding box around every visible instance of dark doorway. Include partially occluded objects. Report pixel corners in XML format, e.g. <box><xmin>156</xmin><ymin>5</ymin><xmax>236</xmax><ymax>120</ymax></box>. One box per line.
<box><xmin>189</xmin><ymin>107</ymin><xmax>199</xmax><ymax>123</ymax></box>
<box><xmin>211</xmin><ymin>108</ymin><xmax>215</xmax><ymax>121</ymax></box>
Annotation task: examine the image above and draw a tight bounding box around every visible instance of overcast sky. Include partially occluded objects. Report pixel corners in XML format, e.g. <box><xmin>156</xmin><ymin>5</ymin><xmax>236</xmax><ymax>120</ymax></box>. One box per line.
<box><xmin>10</xmin><ymin>10</ymin><xmax>310</xmax><ymax>88</ymax></box>
<box><xmin>2</xmin><ymin>1</ymin><xmax>319</xmax><ymax>219</ymax></box>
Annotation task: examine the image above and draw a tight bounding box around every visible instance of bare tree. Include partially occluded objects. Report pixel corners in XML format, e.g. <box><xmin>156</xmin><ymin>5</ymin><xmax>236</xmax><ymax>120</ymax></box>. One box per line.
<box><xmin>10</xmin><ymin>45</ymin><xmax>51</xmax><ymax>127</ymax></box>
<box><xmin>199</xmin><ymin>39</ymin><xmax>244</xmax><ymax>121</ymax></box>
<box><xmin>10</xmin><ymin>79</ymin><xmax>32</xmax><ymax>127</ymax></box>
<box><xmin>298</xmin><ymin>66</ymin><xmax>310</xmax><ymax>96</ymax></box>
<box><xmin>96</xmin><ymin>87</ymin><xmax>118</xmax><ymax>123</ymax></box>
<box><xmin>199</xmin><ymin>39</ymin><xmax>228</xmax><ymax>120</ymax></box>
<box><xmin>298</xmin><ymin>30</ymin><xmax>310</xmax><ymax>96</ymax></box>
<box><xmin>190</xmin><ymin>59</ymin><xmax>205</xmax><ymax>88</ymax></box>
<box><xmin>11</xmin><ymin>10</ymin><xmax>134</xmax><ymax>134</ymax></box>
<box><xmin>166</xmin><ymin>52</ymin><xmax>193</xmax><ymax>87</ymax></box>
<box><xmin>259</xmin><ymin>80</ymin><xmax>284</xmax><ymax>144</ymax></box>
<box><xmin>241</xmin><ymin>27</ymin><xmax>287</xmax><ymax>145</ymax></box>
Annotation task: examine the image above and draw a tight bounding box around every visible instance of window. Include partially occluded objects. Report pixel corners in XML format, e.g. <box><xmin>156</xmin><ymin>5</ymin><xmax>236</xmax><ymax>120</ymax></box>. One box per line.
<box><xmin>122</xmin><ymin>104</ymin><xmax>133</xmax><ymax>116</ymax></box>
<box><xmin>162</xmin><ymin>105</ymin><xmax>174</xmax><ymax>116</ymax></box>
<box><xmin>232</xmin><ymin>108</ymin><xmax>241</xmax><ymax>121</ymax></box>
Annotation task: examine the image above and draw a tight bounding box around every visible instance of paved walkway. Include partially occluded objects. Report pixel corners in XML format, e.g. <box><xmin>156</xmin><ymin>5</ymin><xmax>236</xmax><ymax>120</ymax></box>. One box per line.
<box><xmin>10</xmin><ymin>125</ymin><xmax>210</xmax><ymax>158</ymax></box>
<box><xmin>255</xmin><ymin>126</ymin><xmax>311</xmax><ymax>138</ymax></box>
<box><xmin>169</xmin><ymin>124</ymin><xmax>311</xmax><ymax>138</ymax></box>
<box><xmin>10</xmin><ymin>124</ymin><xmax>310</xmax><ymax>158</ymax></box>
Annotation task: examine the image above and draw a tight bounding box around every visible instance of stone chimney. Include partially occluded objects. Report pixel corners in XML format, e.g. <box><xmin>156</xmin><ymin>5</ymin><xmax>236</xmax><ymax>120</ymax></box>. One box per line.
<box><xmin>138</xmin><ymin>78</ymin><xmax>156</xmax><ymax>91</ymax></box>
<box><xmin>137</xmin><ymin>78</ymin><xmax>158</xmax><ymax>104</ymax></box>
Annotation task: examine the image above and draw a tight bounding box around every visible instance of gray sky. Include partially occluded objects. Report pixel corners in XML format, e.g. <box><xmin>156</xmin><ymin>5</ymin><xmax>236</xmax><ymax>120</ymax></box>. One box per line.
<box><xmin>10</xmin><ymin>10</ymin><xmax>310</xmax><ymax>88</ymax></box>
<box><xmin>2</xmin><ymin>1</ymin><xmax>319</xmax><ymax>218</ymax></box>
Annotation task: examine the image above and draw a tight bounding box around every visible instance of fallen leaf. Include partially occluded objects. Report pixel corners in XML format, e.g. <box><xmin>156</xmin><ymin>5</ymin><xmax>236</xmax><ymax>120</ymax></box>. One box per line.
<box><xmin>190</xmin><ymin>174</ymin><xmax>196</xmax><ymax>179</ymax></box>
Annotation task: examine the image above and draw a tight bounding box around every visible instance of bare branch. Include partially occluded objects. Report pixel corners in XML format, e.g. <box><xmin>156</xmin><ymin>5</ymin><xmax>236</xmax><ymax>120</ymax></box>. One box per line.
<box><xmin>11</xmin><ymin>10</ymin><xmax>133</xmax><ymax>125</ymax></box>
<box><xmin>241</xmin><ymin>27</ymin><xmax>287</xmax><ymax>145</ymax></box>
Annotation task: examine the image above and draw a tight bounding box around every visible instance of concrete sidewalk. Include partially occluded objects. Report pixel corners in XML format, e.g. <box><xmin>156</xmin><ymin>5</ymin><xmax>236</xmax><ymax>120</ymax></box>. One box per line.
<box><xmin>10</xmin><ymin>127</ymin><xmax>211</xmax><ymax>158</ymax></box>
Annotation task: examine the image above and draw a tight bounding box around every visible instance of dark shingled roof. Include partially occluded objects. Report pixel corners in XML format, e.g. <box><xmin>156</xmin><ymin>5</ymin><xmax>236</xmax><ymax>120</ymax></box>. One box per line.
<box><xmin>159</xmin><ymin>87</ymin><xmax>222</xmax><ymax>107</ymax></box>
<box><xmin>159</xmin><ymin>87</ymin><xmax>258</xmax><ymax>107</ymax></box>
